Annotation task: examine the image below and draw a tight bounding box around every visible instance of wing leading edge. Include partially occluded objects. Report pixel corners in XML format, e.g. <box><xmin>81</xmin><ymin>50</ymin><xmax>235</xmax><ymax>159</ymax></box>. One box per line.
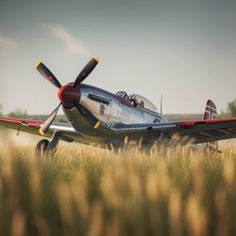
<box><xmin>110</xmin><ymin>118</ymin><xmax>236</xmax><ymax>144</ymax></box>
<box><xmin>0</xmin><ymin>117</ymin><xmax>75</xmax><ymax>142</ymax></box>
<box><xmin>175</xmin><ymin>119</ymin><xmax>236</xmax><ymax>144</ymax></box>
<box><xmin>2</xmin><ymin>116</ymin><xmax>236</xmax><ymax>146</ymax></box>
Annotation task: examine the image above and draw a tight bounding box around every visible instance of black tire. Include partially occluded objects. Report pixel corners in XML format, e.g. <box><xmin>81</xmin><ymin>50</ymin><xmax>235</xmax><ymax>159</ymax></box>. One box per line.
<box><xmin>46</xmin><ymin>147</ymin><xmax>57</xmax><ymax>159</ymax></box>
<box><xmin>35</xmin><ymin>139</ymin><xmax>49</xmax><ymax>160</ymax></box>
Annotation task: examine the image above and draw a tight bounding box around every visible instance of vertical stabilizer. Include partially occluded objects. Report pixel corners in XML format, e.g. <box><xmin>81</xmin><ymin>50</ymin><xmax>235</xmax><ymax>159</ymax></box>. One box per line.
<box><xmin>203</xmin><ymin>99</ymin><xmax>217</xmax><ymax>120</ymax></box>
<box><xmin>203</xmin><ymin>100</ymin><xmax>221</xmax><ymax>153</ymax></box>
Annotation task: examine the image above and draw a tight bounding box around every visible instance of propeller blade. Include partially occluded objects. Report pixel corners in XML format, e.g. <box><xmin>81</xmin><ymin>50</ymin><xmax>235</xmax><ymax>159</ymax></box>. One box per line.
<box><xmin>39</xmin><ymin>103</ymin><xmax>61</xmax><ymax>135</ymax></box>
<box><xmin>73</xmin><ymin>56</ymin><xmax>99</xmax><ymax>88</ymax></box>
<box><xmin>76</xmin><ymin>104</ymin><xmax>100</xmax><ymax>129</ymax></box>
<box><xmin>36</xmin><ymin>62</ymin><xmax>62</xmax><ymax>89</ymax></box>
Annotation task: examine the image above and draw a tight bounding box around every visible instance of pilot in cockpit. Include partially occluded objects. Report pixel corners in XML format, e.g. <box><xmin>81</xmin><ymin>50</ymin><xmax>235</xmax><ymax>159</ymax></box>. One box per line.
<box><xmin>139</xmin><ymin>100</ymin><xmax>144</xmax><ymax>108</ymax></box>
<box><xmin>130</xmin><ymin>98</ymin><xmax>138</xmax><ymax>107</ymax></box>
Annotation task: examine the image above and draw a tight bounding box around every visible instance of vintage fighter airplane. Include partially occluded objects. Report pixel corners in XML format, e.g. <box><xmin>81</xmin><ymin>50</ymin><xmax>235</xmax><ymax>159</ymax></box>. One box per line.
<box><xmin>1</xmin><ymin>56</ymin><xmax>236</xmax><ymax>158</ymax></box>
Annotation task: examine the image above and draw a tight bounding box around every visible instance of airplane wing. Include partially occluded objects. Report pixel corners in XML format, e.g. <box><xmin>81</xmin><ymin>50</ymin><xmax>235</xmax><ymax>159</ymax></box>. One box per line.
<box><xmin>0</xmin><ymin>117</ymin><xmax>75</xmax><ymax>143</ymax></box>
<box><xmin>110</xmin><ymin>118</ymin><xmax>236</xmax><ymax>144</ymax></box>
<box><xmin>2</xmin><ymin>116</ymin><xmax>236</xmax><ymax>146</ymax></box>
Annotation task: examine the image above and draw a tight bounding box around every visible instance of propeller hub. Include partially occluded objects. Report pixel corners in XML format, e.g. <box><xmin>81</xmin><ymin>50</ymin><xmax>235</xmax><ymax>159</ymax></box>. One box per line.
<box><xmin>58</xmin><ymin>84</ymin><xmax>81</xmax><ymax>108</ymax></box>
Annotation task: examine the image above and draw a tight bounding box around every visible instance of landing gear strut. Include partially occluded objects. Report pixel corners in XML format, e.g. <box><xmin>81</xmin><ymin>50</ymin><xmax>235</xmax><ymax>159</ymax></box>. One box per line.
<box><xmin>35</xmin><ymin>131</ymin><xmax>61</xmax><ymax>160</ymax></box>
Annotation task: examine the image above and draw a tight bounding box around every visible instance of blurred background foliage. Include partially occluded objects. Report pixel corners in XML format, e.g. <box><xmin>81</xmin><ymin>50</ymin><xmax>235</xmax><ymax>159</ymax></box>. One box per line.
<box><xmin>221</xmin><ymin>98</ymin><xmax>236</xmax><ymax>118</ymax></box>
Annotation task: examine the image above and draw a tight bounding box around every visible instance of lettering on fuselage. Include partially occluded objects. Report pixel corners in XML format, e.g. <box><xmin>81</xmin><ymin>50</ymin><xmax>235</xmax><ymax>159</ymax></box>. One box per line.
<box><xmin>88</xmin><ymin>93</ymin><xmax>110</xmax><ymax>105</ymax></box>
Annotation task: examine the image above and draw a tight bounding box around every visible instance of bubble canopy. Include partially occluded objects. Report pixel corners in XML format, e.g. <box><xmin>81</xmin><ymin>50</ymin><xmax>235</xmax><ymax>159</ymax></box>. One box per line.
<box><xmin>116</xmin><ymin>91</ymin><xmax>158</xmax><ymax>112</ymax></box>
<box><xmin>129</xmin><ymin>94</ymin><xmax>158</xmax><ymax>112</ymax></box>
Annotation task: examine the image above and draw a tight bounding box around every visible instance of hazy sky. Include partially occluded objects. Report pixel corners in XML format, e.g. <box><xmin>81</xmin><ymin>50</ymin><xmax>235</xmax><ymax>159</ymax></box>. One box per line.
<box><xmin>1</xmin><ymin>0</ymin><xmax>236</xmax><ymax>115</ymax></box>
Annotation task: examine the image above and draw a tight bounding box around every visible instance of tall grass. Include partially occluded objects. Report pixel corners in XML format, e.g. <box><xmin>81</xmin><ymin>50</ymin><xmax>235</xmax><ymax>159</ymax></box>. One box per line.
<box><xmin>0</xmin><ymin>140</ymin><xmax>236</xmax><ymax>236</ymax></box>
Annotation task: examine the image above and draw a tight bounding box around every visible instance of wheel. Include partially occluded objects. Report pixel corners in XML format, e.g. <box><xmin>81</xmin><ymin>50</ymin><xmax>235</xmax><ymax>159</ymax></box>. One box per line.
<box><xmin>35</xmin><ymin>139</ymin><xmax>49</xmax><ymax>160</ymax></box>
<box><xmin>45</xmin><ymin>147</ymin><xmax>57</xmax><ymax>159</ymax></box>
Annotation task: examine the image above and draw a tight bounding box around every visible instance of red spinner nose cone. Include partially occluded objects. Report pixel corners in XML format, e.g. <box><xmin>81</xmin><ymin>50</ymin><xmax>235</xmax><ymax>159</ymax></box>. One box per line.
<box><xmin>58</xmin><ymin>84</ymin><xmax>81</xmax><ymax>108</ymax></box>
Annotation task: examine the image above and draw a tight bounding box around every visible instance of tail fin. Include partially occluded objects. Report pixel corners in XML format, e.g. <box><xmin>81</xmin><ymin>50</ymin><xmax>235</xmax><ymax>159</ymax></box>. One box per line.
<box><xmin>203</xmin><ymin>99</ymin><xmax>217</xmax><ymax>120</ymax></box>
<box><xmin>203</xmin><ymin>100</ymin><xmax>221</xmax><ymax>153</ymax></box>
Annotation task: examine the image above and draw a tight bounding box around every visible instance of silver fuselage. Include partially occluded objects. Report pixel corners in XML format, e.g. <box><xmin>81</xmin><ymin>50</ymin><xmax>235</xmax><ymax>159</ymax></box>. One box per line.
<box><xmin>62</xmin><ymin>84</ymin><xmax>165</xmax><ymax>147</ymax></box>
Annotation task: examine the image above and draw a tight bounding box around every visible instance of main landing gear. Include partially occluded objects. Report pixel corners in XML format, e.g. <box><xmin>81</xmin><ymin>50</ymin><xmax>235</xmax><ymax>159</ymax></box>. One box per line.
<box><xmin>35</xmin><ymin>132</ymin><xmax>61</xmax><ymax>160</ymax></box>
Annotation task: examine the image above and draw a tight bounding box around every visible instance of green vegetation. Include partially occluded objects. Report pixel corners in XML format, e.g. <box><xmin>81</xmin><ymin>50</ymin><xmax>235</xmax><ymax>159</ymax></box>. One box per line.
<box><xmin>226</xmin><ymin>99</ymin><xmax>236</xmax><ymax>117</ymax></box>
<box><xmin>0</xmin><ymin>142</ymin><xmax>236</xmax><ymax>236</ymax></box>
<box><xmin>8</xmin><ymin>108</ymin><xmax>27</xmax><ymax>118</ymax></box>
<box><xmin>220</xmin><ymin>98</ymin><xmax>236</xmax><ymax>118</ymax></box>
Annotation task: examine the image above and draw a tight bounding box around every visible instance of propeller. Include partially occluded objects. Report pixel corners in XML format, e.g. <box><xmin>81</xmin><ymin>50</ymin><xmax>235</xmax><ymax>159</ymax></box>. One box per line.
<box><xmin>36</xmin><ymin>56</ymin><xmax>100</xmax><ymax>135</ymax></box>
<box><xmin>73</xmin><ymin>56</ymin><xmax>99</xmax><ymax>87</ymax></box>
<box><xmin>76</xmin><ymin>103</ymin><xmax>100</xmax><ymax>129</ymax></box>
<box><xmin>36</xmin><ymin>62</ymin><xmax>62</xmax><ymax>88</ymax></box>
<box><xmin>39</xmin><ymin>103</ymin><xmax>62</xmax><ymax>135</ymax></box>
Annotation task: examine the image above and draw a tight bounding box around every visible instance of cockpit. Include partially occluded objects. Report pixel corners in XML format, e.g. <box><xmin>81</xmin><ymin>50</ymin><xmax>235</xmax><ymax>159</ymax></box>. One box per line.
<box><xmin>116</xmin><ymin>91</ymin><xmax>129</xmax><ymax>100</ymax></box>
<box><xmin>116</xmin><ymin>91</ymin><xmax>158</xmax><ymax>113</ymax></box>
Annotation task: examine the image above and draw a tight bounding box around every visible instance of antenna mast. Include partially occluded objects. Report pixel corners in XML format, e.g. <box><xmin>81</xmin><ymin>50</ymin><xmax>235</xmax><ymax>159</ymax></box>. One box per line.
<box><xmin>160</xmin><ymin>96</ymin><xmax>163</xmax><ymax>117</ymax></box>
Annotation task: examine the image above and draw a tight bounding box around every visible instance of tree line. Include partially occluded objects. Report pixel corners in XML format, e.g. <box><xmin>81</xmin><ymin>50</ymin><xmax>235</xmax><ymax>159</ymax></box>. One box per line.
<box><xmin>0</xmin><ymin>105</ymin><xmax>27</xmax><ymax>118</ymax></box>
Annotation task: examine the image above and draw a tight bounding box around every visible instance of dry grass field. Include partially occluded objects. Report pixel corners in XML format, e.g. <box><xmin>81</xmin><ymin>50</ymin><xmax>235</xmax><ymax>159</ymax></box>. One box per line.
<box><xmin>0</xmin><ymin>130</ymin><xmax>236</xmax><ymax>236</ymax></box>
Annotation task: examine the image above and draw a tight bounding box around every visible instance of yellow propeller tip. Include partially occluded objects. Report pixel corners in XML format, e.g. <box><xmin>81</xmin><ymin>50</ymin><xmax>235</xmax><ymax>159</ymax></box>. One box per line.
<box><xmin>35</xmin><ymin>61</ymin><xmax>42</xmax><ymax>68</ymax></box>
<box><xmin>93</xmin><ymin>121</ymin><xmax>100</xmax><ymax>129</ymax></box>
<box><xmin>93</xmin><ymin>56</ymin><xmax>100</xmax><ymax>62</ymax></box>
<box><xmin>39</xmin><ymin>128</ymin><xmax>46</xmax><ymax>136</ymax></box>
